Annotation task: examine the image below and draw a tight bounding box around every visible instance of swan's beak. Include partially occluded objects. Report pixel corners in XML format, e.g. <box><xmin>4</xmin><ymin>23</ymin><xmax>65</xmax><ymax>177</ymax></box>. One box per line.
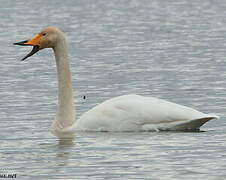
<box><xmin>14</xmin><ymin>34</ymin><xmax>41</xmax><ymax>61</ymax></box>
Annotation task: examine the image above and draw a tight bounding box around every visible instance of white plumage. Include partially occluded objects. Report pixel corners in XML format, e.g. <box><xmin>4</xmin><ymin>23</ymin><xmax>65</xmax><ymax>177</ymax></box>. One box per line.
<box><xmin>76</xmin><ymin>94</ymin><xmax>217</xmax><ymax>132</ymax></box>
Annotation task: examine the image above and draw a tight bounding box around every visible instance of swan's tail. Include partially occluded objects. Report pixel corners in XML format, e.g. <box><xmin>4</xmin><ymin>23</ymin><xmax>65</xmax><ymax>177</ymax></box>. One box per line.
<box><xmin>169</xmin><ymin>114</ymin><xmax>219</xmax><ymax>131</ymax></box>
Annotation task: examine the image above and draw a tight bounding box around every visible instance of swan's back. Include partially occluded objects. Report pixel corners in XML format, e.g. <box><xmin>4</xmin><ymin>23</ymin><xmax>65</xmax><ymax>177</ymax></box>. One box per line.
<box><xmin>76</xmin><ymin>94</ymin><xmax>217</xmax><ymax>132</ymax></box>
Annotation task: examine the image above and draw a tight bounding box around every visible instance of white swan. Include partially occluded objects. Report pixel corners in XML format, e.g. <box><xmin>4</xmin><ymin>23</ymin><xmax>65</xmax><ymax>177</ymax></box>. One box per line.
<box><xmin>14</xmin><ymin>27</ymin><xmax>218</xmax><ymax>138</ymax></box>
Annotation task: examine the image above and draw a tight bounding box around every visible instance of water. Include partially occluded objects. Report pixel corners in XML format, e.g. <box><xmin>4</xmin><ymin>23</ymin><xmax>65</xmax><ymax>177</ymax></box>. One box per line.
<box><xmin>1</xmin><ymin>0</ymin><xmax>226</xmax><ymax>179</ymax></box>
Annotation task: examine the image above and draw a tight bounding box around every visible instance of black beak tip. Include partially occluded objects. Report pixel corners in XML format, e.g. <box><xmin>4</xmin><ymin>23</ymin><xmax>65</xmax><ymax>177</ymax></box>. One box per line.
<box><xmin>13</xmin><ymin>42</ymin><xmax>20</xmax><ymax>45</ymax></box>
<box><xmin>21</xmin><ymin>57</ymin><xmax>26</xmax><ymax>61</ymax></box>
<box><xmin>13</xmin><ymin>40</ymin><xmax>29</xmax><ymax>46</ymax></box>
<box><xmin>14</xmin><ymin>40</ymin><xmax>40</xmax><ymax>61</ymax></box>
<box><xmin>20</xmin><ymin>45</ymin><xmax>40</xmax><ymax>61</ymax></box>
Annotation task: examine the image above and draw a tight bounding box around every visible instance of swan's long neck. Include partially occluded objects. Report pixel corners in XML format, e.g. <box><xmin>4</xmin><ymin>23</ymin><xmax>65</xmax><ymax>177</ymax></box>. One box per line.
<box><xmin>52</xmin><ymin>36</ymin><xmax>76</xmax><ymax>132</ymax></box>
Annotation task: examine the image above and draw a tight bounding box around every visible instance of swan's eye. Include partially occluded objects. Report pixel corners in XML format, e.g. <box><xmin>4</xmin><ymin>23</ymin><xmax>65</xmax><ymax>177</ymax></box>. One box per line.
<box><xmin>42</xmin><ymin>32</ymin><xmax>47</xmax><ymax>36</ymax></box>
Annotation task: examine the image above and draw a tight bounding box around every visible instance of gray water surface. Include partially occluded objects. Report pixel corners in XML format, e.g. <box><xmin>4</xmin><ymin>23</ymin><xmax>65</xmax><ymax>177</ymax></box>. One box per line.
<box><xmin>1</xmin><ymin>0</ymin><xmax>226</xmax><ymax>179</ymax></box>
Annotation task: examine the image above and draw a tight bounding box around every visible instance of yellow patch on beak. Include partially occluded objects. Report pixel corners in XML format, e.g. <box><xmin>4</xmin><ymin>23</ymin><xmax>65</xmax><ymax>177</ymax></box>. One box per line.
<box><xmin>24</xmin><ymin>34</ymin><xmax>42</xmax><ymax>46</ymax></box>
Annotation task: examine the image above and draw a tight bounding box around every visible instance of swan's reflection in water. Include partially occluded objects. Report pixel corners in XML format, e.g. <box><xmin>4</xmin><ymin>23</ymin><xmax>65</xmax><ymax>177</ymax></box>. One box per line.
<box><xmin>56</xmin><ymin>137</ymin><xmax>75</xmax><ymax>164</ymax></box>
<box><xmin>58</xmin><ymin>138</ymin><xmax>74</xmax><ymax>146</ymax></box>
<box><xmin>38</xmin><ymin>137</ymin><xmax>75</xmax><ymax>169</ymax></box>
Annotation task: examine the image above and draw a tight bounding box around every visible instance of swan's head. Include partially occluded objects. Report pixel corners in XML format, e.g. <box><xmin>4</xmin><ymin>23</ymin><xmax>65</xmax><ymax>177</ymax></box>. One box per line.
<box><xmin>14</xmin><ymin>26</ymin><xmax>64</xmax><ymax>61</ymax></box>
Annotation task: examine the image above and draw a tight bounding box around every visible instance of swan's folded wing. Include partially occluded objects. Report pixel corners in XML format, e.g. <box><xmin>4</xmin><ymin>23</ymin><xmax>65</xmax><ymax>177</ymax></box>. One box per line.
<box><xmin>76</xmin><ymin>94</ymin><xmax>217</xmax><ymax>131</ymax></box>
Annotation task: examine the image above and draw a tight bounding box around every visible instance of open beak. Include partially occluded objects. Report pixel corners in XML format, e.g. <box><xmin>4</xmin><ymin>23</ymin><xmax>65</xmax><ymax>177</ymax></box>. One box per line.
<box><xmin>14</xmin><ymin>34</ymin><xmax>41</xmax><ymax>61</ymax></box>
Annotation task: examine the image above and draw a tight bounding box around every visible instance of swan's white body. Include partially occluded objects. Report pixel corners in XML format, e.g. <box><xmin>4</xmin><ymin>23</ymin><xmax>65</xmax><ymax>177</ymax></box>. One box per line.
<box><xmin>15</xmin><ymin>27</ymin><xmax>218</xmax><ymax>139</ymax></box>
<box><xmin>76</xmin><ymin>94</ymin><xmax>217</xmax><ymax>132</ymax></box>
